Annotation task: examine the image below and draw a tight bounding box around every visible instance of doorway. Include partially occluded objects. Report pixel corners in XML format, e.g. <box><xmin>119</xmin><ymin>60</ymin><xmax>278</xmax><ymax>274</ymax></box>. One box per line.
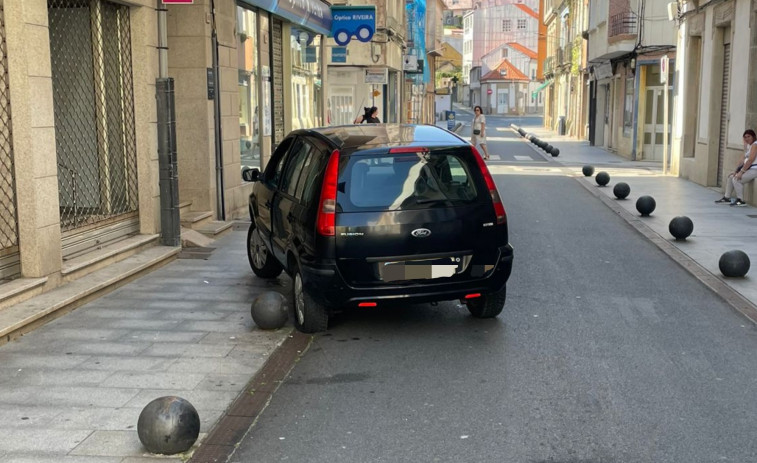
<box><xmin>643</xmin><ymin>86</ymin><xmax>671</xmax><ymax>162</ymax></box>
<box><xmin>497</xmin><ymin>89</ymin><xmax>509</xmax><ymax>114</ymax></box>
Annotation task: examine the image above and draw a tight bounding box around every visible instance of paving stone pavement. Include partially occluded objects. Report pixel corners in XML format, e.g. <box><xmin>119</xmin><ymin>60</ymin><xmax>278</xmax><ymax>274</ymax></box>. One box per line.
<box><xmin>0</xmin><ymin>225</ymin><xmax>293</xmax><ymax>462</ymax></box>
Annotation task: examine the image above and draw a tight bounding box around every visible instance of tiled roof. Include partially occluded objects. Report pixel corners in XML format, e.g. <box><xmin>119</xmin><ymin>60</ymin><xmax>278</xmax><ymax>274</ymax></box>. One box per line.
<box><xmin>515</xmin><ymin>3</ymin><xmax>539</xmax><ymax>19</ymax></box>
<box><xmin>507</xmin><ymin>42</ymin><xmax>538</xmax><ymax>59</ymax></box>
<box><xmin>481</xmin><ymin>59</ymin><xmax>529</xmax><ymax>81</ymax></box>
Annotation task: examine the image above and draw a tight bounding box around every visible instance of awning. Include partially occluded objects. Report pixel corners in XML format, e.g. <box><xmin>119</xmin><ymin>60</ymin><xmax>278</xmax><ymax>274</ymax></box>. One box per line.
<box><xmin>531</xmin><ymin>80</ymin><xmax>552</xmax><ymax>98</ymax></box>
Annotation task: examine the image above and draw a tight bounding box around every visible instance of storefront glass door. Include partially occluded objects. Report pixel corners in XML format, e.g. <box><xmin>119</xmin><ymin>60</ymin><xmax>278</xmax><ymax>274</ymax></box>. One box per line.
<box><xmin>237</xmin><ymin>5</ymin><xmax>260</xmax><ymax>169</ymax></box>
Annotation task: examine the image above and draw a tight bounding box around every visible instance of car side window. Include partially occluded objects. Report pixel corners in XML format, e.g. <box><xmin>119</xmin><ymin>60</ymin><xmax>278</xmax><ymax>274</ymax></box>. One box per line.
<box><xmin>281</xmin><ymin>140</ymin><xmax>312</xmax><ymax>197</ymax></box>
<box><xmin>263</xmin><ymin>137</ymin><xmax>294</xmax><ymax>188</ymax></box>
<box><xmin>297</xmin><ymin>146</ymin><xmax>325</xmax><ymax>205</ymax></box>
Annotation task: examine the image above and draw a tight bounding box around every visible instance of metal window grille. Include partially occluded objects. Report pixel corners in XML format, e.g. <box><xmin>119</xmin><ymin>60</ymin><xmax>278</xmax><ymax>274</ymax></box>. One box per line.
<box><xmin>0</xmin><ymin>5</ymin><xmax>18</xmax><ymax>259</ymax></box>
<box><xmin>48</xmin><ymin>0</ymin><xmax>138</xmax><ymax>233</ymax></box>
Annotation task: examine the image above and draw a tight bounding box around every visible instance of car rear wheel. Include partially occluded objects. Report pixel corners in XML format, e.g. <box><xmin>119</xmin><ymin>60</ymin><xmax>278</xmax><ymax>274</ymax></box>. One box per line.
<box><xmin>247</xmin><ymin>223</ymin><xmax>283</xmax><ymax>278</ymax></box>
<box><xmin>466</xmin><ymin>286</ymin><xmax>506</xmax><ymax>318</ymax></box>
<box><xmin>293</xmin><ymin>269</ymin><xmax>329</xmax><ymax>333</ymax></box>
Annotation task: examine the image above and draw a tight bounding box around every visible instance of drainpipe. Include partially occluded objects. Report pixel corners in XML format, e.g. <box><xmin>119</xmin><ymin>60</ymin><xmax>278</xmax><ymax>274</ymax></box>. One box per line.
<box><xmin>210</xmin><ymin>0</ymin><xmax>226</xmax><ymax>220</ymax></box>
<box><xmin>156</xmin><ymin>1</ymin><xmax>181</xmax><ymax>246</ymax></box>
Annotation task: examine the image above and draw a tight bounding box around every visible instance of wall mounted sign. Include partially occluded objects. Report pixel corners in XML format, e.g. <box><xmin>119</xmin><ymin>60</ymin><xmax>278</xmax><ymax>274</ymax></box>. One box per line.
<box><xmin>274</xmin><ymin>0</ymin><xmax>332</xmax><ymax>36</ymax></box>
<box><xmin>239</xmin><ymin>0</ymin><xmax>331</xmax><ymax>36</ymax></box>
<box><xmin>331</xmin><ymin>5</ymin><xmax>376</xmax><ymax>46</ymax></box>
<box><xmin>364</xmin><ymin>68</ymin><xmax>388</xmax><ymax>84</ymax></box>
<box><xmin>331</xmin><ymin>47</ymin><xmax>347</xmax><ymax>63</ymax></box>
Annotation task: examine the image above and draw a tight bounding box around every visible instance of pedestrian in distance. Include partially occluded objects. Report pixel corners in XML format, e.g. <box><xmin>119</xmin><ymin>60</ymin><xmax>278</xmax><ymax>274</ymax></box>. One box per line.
<box><xmin>471</xmin><ymin>105</ymin><xmax>490</xmax><ymax>160</ymax></box>
<box><xmin>715</xmin><ymin>129</ymin><xmax>757</xmax><ymax>206</ymax></box>
<box><xmin>354</xmin><ymin>106</ymin><xmax>380</xmax><ymax>124</ymax></box>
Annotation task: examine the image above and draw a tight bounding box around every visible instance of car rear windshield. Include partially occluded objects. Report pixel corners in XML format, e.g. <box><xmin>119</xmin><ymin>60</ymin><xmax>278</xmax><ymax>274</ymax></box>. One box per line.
<box><xmin>337</xmin><ymin>149</ymin><xmax>480</xmax><ymax>212</ymax></box>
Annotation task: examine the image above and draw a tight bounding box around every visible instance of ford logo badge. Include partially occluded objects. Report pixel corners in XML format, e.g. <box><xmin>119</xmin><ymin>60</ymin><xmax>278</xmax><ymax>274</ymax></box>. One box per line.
<box><xmin>411</xmin><ymin>228</ymin><xmax>431</xmax><ymax>238</ymax></box>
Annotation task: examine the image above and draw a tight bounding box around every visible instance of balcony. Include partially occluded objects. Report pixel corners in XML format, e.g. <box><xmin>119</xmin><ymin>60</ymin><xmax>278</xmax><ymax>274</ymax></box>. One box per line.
<box><xmin>609</xmin><ymin>11</ymin><xmax>637</xmax><ymax>38</ymax></box>
<box><xmin>544</xmin><ymin>56</ymin><xmax>554</xmax><ymax>76</ymax></box>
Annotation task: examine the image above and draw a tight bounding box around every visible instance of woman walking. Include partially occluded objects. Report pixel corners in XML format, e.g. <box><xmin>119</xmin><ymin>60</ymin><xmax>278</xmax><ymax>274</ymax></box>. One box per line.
<box><xmin>471</xmin><ymin>106</ymin><xmax>490</xmax><ymax>160</ymax></box>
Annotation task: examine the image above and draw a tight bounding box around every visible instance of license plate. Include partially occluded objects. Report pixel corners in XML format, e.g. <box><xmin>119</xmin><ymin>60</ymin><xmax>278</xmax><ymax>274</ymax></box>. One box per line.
<box><xmin>381</xmin><ymin>257</ymin><xmax>463</xmax><ymax>282</ymax></box>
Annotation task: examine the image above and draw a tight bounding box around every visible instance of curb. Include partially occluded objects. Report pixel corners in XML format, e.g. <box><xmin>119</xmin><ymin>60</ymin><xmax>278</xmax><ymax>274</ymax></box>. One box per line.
<box><xmin>187</xmin><ymin>330</ymin><xmax>313</xmax><ymax>462</ymax></box>
<box><xmin>575</xmin><ymin>176</ymin><xmax>757</xmax><ymax>327</ymax></box>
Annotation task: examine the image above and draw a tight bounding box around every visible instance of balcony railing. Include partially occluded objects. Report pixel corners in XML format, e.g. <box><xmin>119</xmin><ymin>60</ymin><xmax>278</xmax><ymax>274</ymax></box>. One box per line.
<box><xmin>609</xmin><ymin>11</ymin><xmax>637</xmax><ymax>38</ymax></box>
<box><xmin>544</xmin><ymin>56</ymin><xmax>554</xmax><ymax>75</ymax></box>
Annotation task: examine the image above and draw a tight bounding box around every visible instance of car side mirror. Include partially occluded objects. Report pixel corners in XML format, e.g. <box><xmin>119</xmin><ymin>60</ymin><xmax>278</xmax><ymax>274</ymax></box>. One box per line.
<box><xmin>242</xmin><ymin>167</ymin><xmax>260</xmax><ymax>182</ymax></box>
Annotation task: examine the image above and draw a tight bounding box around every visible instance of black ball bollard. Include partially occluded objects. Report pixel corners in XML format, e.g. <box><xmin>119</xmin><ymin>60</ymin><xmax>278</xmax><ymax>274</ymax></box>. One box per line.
<box><xmin>668</xmin><ymin>216</ymin><xmax>694</xmax><ymax>240</ymax></box>
<box><xmin>138</xmin><ymin>396</ymin><xmax>200</xmax><ymax>455</ymax></box>
<box><xmin>251</xmin><ymin>291</ymin><xmax>288</xmax><ymax>330</ymax></box>
<box><xmin>582</xmin><ymin>165</ymin><xmax>595</xmax><ymax>177</ymax></box>
<box><xmin>595</xmin><ymin>171</ymin><xmax>610</xmax><ymax>186</ymax></box>
<box><xmin>613</xmin><ymin>182</ymin><xmax>630</xmax><ymax>199</ymax></box>
<box><xmin>550</xmin><ymin>147</ymin><xmax>560</xmax><ymax>157</ymax></box>
<box><xmin>636</xmin><ymin>195</ymin><xmax>656</xmax><ymax>216</ymax></box>
<box><xmin>544</xmin><ymin>144</ymin><xmax>553</xmax><ymax>152</ymax></box>
<box><xmin>719</xmin><ymin>250</ymin><xmax>751</xmax><ymax>277</ymax></box>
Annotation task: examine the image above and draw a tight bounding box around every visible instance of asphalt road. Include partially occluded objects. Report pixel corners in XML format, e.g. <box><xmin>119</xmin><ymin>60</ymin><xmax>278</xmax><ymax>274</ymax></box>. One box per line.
<box><xmin>229</xmin><ymin>129</ymin><xmax>757</xmax><ymax>462</ymax></box>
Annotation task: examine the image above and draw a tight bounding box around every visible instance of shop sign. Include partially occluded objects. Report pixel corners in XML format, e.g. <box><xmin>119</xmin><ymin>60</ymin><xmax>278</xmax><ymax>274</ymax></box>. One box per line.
<box><xmin>331</xmin><ymin>47</ymin><xmax>347</xmax><ymax>63</ymax></box>
<box><xmin>331</xmin><ymin>5</ymin><xmax>376</xmax><ymax>46</ymax></box>
<box><xmin>365</xmin><ymin>68</ymin><xmax>388</xmax><ymax>85</ymax></box>
<box><xmin>274</xmin><ymin>0</ymin><xmax>332</xmax><ymax>36</ymax></box>
<box><xmin>305</xmin><ymin>46</ymin><xmax>317</xmax><ymax>63</ymax></box>
<box><xmin>240</xmin><ymin>0</ymin><xmax>332</xmax><ymax>36</ymax></box>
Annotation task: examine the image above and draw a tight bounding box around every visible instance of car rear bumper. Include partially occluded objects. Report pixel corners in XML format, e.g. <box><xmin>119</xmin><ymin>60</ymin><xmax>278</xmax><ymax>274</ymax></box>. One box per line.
<box><xmin>301</xmin><ymin>244</ymin><xmax>513</xmax><ymax>310</ymax></box>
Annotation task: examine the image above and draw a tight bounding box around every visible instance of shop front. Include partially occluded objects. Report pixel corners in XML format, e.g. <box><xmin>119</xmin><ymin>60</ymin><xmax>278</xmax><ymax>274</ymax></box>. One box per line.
<box><xmin>237</xmin><ymin>0</ymin><xmax>330</xmax><ymax>170</ymax></box>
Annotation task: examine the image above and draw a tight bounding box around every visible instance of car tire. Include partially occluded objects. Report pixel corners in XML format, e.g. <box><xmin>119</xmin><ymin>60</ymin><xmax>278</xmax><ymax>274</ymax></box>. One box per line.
<box><xmin>247</xmin><ymin>223</ymin><xmax>283</xmax><ymax>278</ymax></box>
<box><xmin>293</xmin><ymin>268</ymin><xmax>329</xmax><ymax>333</ymax></box>
<box><xmin>466</xmin><ymin>286</ymin><xmax>506</xmax><ymax>318</ymax></box>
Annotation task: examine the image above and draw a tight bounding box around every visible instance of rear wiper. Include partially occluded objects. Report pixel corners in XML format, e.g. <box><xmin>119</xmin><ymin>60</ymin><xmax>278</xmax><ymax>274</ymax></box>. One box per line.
<box><xmin>412</xmin><ymin>197</ymin><xmax>452</xmax><ymax>205</ymax></box>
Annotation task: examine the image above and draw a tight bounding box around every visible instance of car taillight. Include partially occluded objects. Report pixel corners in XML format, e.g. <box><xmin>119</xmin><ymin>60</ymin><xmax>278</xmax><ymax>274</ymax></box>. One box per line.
<box><xmin>316</xmin><ymin>149</ymin><xmax>340</xmax><ymax>236</ymax></box>
<box><xmin>471</xmin><ymin>146</ymin><xmax>506</xmax><ymax>225</ymax></box>
<box><xmin>389</xmin><ymin>147</ymin><xmax>430</xmax><ymax>154</ymax></box>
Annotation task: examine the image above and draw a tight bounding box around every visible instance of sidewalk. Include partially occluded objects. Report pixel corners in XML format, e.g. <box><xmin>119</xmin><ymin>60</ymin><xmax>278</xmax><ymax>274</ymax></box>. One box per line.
<box><xmin>0</xmin><ymin>224</ymin><xmax>299</xmax><ymax>462</ymax></box>
<box><xmin>516</xmin><ymin>123</ymin><xmax>757</xmax><ymax>323</ymax></box>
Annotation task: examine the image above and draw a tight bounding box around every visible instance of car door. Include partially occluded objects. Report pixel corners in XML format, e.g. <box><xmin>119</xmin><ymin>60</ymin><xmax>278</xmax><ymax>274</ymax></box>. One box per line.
<box><xmin>254</xmin><ymin>137</ymin><xmax>294</xmax><ymax>250</ymax></box>
<box><xmin>270</xmin><ymin>137</ymin><xmax>315</xmax><ymax>264</ymax></box>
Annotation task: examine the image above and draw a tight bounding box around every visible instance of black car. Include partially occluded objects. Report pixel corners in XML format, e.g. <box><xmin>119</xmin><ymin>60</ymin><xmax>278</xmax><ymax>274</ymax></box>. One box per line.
<box><xmin>242</xmin><ymin>124</ymin><xmax>513</xmax><ymax>333</ymax></box>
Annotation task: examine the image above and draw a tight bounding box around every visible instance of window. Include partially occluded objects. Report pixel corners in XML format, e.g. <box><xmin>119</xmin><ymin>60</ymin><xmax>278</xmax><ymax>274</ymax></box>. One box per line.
<box><xmin>237</xmin><ymin>6</ymin><xmax>260</xmax><ymax>170</ymax></box>
<box><xmin>280</xmin><ymin>140</ymin><xmax>312</xmax><ymax>197</ymax></box>
<box><xmin>501</xmin><ymin>49</ymin><xmax>508</xmax><ymax>59</ymax></box>
<box><xmin>517</xmin><ymin>19</ymin><xmax>527</xmax><ymax>30</ymax></box>
<box><xmin>502</xmin><ymin>19</ymin><xmax>511</xmax><ymax>32</ymax></box>
<box><xmin>264</xmin><ymin>137</ymin><xmax>294</xmax><ymax>187</ymax></box>
<box><xmin>290</xmin><ymin>31</ymin><xmax>323</xmax><ymax>130</ymax></box>
<box><xmin>339</xmin><ymin>152</ymin><xmax>478</xmax><ymax>211</ymax></box>
<box><xmin>296</xmin><ymin>147</ymin><xmax>323</xmax><ymax>205</ymax></box>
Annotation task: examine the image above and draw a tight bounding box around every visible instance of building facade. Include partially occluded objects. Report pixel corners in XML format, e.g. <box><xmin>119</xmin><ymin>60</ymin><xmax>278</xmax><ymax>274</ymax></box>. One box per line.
<box><xmin>674</xmin><ymin>0</ymin><xmax>757</xmax><ymax>195</ymax></box>
<box><xmin>462</xmin><ymin>0</ymin><xmax>542</xmax><ymax>114</ymax></box>
<box><xmin>585</xmin><ymin>0</ymin><xmax>676</xmax><ymax>160</ymax></box>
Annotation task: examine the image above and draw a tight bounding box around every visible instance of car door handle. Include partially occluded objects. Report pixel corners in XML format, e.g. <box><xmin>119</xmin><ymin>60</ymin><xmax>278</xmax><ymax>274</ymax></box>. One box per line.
<box><xmin>286</xmin><ymin>213</ymin><xmax>295</xmax><ymax>223</ymax></box>
<box><xmin>264</xmin><ymin>201</ymin><xmax>272</xmax><ymax>208</ymax></box>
